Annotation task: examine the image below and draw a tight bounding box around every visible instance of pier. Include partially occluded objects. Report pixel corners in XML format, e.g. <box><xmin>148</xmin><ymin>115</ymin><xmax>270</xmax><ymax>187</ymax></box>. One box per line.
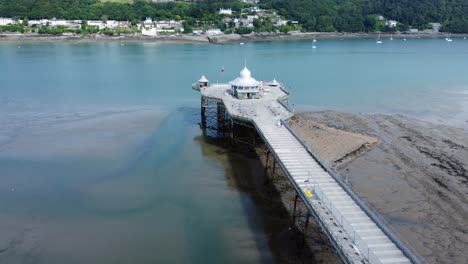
<box><xmin>192</xmin><ymin>68</ymin><xmax>423</xmax><ymax>264</ymax></box>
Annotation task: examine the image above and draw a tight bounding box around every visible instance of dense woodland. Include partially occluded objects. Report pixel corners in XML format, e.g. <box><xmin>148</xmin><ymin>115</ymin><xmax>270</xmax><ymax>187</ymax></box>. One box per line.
<box><xmin>261</xmin><ymin>0</ymin><xmax>468</xmax><ymax>33</ymax></box>
<box><xmin>0</xmin><ymin>0</ymin><xmax>467</xmax><ymax>33</ymax></box>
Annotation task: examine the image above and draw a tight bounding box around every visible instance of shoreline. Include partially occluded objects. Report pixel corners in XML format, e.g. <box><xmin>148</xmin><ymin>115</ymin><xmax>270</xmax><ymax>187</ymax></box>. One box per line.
<box><xmin>1</xmin><ymin>31</ymin><xmax>467</xmax><ymax>45</ymax></box>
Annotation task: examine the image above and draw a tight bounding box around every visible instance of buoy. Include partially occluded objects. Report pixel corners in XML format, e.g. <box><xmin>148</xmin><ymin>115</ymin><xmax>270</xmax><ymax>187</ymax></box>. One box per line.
<box><xmin>221</xmin><ymin>67</ymin><xmax>225</xmax><ymax>72</ymax></box>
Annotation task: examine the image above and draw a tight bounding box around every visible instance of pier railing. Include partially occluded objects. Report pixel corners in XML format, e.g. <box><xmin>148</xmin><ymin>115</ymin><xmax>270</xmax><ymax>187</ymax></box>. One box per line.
<box><xmin>253</xmin><ymin>122</ymin><xmax>353</xmax><ymax>264</ymax></box>
<box><xmin>282</xmin><ymin>121</ymin><xmax>425</xmax><ymax>264</ymax></box>
<box><xmin>304</xmin><ymin>178</ymin><xmax>383</xmax><ymax>263</ymax></box>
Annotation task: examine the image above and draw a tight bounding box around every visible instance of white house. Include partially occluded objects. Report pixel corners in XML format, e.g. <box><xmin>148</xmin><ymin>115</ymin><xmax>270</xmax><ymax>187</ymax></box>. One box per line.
<box><xmin>50</xmin><ymin>18</ymin><xmax>68</xmax><ymax>27</ymax></box>
<box><xmin>385</xmin><ymin>20</ymin><xmax>397</xmax><ymax>28</ymax></box>
<box><xmin>142</xmin><ymin>27</ymin><xmax>157</xmax><ymax>36</ymax></box>
<box><xmin>247</xmin><ymin>7</ymin><xmax>262</xmax><ymax>13</ymax></box>
<box><xmin>28</xmin><ymin>20</ymin><xmax>42</xmax><ymax>26</ymax></box>
<box><xmin>429</xmin><ymin>22</ymin><xmax>441</xmax><ymax>32</ymax></box>
<box><xmin>155</xmin><ymin>20</ymin><xmax>183</xmax><ymax>31</ymax></box>
<box><xmin>39</xmin><ymin>19</ymin><xmax>50</xmax><ymax>26</ymax></box>
<box><xmin>205</xmin><ymin>28</ymin><xmax>222</xmax><ymax>35</ymax></box>
<box><xmin>106</xmin><ymin>20</ymin><xmax>119</xmax><ymax>29</ymax></box>
<box><xmin>118</xmin><ymin>21</ymin><xmax>130</xmax><ymax>28</ymax></box>
<box><xmin>87</xmin><ymin>20</ymin><xmax>104</xmax><ymax>29</ymax></box>
<box><xmin>247</xmin><ymin>15</ymin><xmax>259</xmax><ymax>23</ymax></box>
<box><xmin>273</xmin><ymin>18</ymin><xmax>287</xmax><ymax>27</ymax></box>
<box><xmin>233</xmin><ymin>18</ymin><xmax>240</xmax><ymax>28</ymax></box>
<box><xmin>377</xmin><ymin>15</ymin><xmax>385</xmax><ymax>21</ymax></box>
<box><xmin>0</xmin><ymin>18</ymin><xmax>16</xmax><ymax>26</ymax></box>
<box><xmin>219</xmin><ymin>8</ymin><xmax>232</xmax><ymax>15</ymax></box>
<box><xmin>143</xmin><ymin>17</ymin><xmax>154</xmax><ymax>28</ymax></box>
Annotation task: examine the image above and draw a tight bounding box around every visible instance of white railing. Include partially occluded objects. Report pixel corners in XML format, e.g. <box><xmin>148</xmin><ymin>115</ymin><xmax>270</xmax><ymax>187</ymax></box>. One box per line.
<box><xmin>283</xmin><ymin>123</ymin><xmax>425</xmax><ymax>264</ymax></box>
<box><xmin>304</xmin><ymin>178</ymin><xmax>384</xmax><ymax>264</ymax></box>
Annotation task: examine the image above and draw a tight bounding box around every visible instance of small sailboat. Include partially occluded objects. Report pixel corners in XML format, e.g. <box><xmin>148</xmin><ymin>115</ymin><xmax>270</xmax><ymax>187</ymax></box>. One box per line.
<box><xmin>376</xmin><ymin>33</ymin><xmax>383</xmax><ymax>44</ymax></box>
<box><xmin>446</xmin><ymin>32</ymin><xmax>453</xmax><ymax>42</ymax></box>
<box><xmin>390</xmin><ymin>33</ymin><xmax>393</xmax><ymax>40</ymax></box>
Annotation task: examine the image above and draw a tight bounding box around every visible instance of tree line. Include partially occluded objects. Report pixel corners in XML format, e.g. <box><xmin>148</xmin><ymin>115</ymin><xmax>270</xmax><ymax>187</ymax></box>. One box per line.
<box><xmin>260</xmin><ymin>0</ymin><xmax>468</xmax><ymax>33</ymax></box>
<box><xmin>0</xmin><ymin>0</ymin><xmax>467</xmax><ymax>33</ymax></box>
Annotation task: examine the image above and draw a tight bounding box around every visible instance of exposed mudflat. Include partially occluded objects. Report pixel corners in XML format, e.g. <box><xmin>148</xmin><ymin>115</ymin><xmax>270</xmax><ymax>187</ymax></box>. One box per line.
<box><xmin>289</xmin><ymin>111</ymin><xmax>468</xmax><ymax>264</ymax></box>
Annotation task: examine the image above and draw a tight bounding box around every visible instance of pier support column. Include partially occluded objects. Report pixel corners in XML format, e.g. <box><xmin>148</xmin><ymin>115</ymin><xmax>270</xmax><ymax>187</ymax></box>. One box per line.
<box><xmin>292</xmin><ymin>195</ymin><xmax>298</xmax><ymax>222</ymax></box>
<box><xmin>264</xmin><ymin>151</ymin><xmax>270</xmax><ymax>175</ymax></box>
<box><xmin>201</xmin><ymin>98</ymin><xmax>206</xmax><ymax>130</ymax></box>
<box><xmin>301</xmin><ymin>214</ymin><xmax>311</xmax><ymax>247</ymax></box>
<box><xmin>272</xmin><ymin>161</ymin><xmax>276</xmax><ymax>179</ymax></box>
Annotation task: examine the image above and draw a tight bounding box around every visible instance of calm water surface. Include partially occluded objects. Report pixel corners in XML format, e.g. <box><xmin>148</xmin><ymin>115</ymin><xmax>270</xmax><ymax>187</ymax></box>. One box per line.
<box><xmin>0</xmin><ymin>38</ymin><xmax>467</xmax><ymax>263</ymax></box>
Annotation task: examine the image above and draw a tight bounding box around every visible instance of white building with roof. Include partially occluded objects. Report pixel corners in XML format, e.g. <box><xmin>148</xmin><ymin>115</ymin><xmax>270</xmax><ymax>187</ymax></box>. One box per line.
<box><xmin>28</xmin><ymin>20</ymin><xmax>42</xmax><ymax>26</ymax></box>
<box><xmin>88</xmin><ymin>20</ymin><xmax>104</xmax><ymax>29</ymax></box>
<box><xmin>219</xmin><ymin>8</ymin><xmax>233</xmax><ymax>15</ymax></box>
<box><xmin>197</xmin><ymin>75</ymin><xmax>209</xmax><ymax>89</ymax></box>
<box><xmin>0</xmin><ymin>18</ymin><xmax>16</xmax><ymax>26</ymax></box>
<box><xmin>144</xmin><ymin>17</ymin><xmax>154</xmax><ymax>28</ymax></box>
<box><xmin>229</xmin><ymin>67</ymin><xmax>261</xmax><ymax>99</ymax></box>
<box><xmin>106</xmin><ymin>20</ymin><xmax>119</xmax><ymax>29</ymax></box>
<box><xmin>205</xmin><ymin>28</ymin><xmax>222</xmax><ymax>35</ymax></box>
<box><xmin>385</xmin><ymin>20</ymin><xmax>397</xmax><ymax>28</ymax></box>
<box><xmin>50</xmin><ymin>18</ymin><xmax>68</xmax><ymax>27</ymax></box>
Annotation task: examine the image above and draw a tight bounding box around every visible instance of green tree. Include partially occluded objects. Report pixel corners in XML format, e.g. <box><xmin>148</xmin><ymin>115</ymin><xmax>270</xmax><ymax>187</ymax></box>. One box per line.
<box><xmin>316</xmin><ymin>16</ymin><xmax>335</xmax><ymax>32</ymax></box>
<box><xmin>182</xmin><ymin>21</ymin><xmax>192</xmax><ymax>33</ymax></box>
<box><xmin>235</xmin><ymin>26</ymin><xmax>252</xmax><ymax>35</ymax></box>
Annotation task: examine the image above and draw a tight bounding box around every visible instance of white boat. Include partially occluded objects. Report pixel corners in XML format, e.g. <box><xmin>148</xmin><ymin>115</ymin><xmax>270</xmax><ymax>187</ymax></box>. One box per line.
<box><xmin>446</xmin><ymin>32</ymin><xmax>453</xmax><ymax>42</ymax></box>
<box><xmin>240</xmin><ymin>42</ymin><xmax>245</xmax><ymax>45</ymax></box>
<box><xmin>376</xmin><ymin>33</ymin><xmax>383</xmax><ymax>44</ymax></box>
<box><xmin>312</xmin><ymin>45</ymin><xmax>317</xmax><ymax>49</ymax></box>
<box><xmin>313</xmin><ymin>38</ymin><xmax>317</xmax><ymax>43</ymax></box>
<box><xmin>390</xmin><ymin>34</ymin><xmax>393</xmax><ymax>40</ymax></box>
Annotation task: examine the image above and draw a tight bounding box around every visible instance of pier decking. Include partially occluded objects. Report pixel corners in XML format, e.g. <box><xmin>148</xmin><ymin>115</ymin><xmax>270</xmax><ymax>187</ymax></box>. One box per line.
<box><xmin>193</xmin><ymin>73</ymin><xmax>422</xmax><ymax>264</ymax></box>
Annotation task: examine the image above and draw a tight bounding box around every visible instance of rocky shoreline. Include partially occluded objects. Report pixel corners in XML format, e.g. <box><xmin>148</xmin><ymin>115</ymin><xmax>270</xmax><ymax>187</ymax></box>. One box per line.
<box><xmin>1</xmin><ymin>31</ymin><xmax>467</xmax><ymax>45</ymax></box>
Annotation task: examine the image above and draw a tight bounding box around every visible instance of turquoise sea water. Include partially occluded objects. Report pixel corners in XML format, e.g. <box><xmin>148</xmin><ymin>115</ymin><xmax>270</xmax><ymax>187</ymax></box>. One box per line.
<box><xmin>2</xmin><ymin>38</ymin><xmax>468</xmax><ymax>124</ymax></box>
<box><xmin>0</xmin><ymin>38</ymin><xmax>467</xmax><ymax>263</ymax></box>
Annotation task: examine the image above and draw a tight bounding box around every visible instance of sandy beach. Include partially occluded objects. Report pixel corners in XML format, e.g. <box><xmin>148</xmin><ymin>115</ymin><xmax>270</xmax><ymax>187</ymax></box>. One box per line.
<box><xmin>287</xmin><ymin>111</ymin><xmax>468</xmax><ymax>264</ymax></box>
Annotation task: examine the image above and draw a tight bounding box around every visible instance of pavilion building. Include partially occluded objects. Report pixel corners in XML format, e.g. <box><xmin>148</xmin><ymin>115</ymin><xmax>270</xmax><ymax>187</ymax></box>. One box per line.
<box><xmin>229</xmin><ymin>67</ymin><xmax>261</xmax><ymax>99</ymax></box>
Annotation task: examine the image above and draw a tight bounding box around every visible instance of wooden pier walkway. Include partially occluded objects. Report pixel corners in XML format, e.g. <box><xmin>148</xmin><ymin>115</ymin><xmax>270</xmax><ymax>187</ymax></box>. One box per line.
<box><xmin>194</xmin><ymin>81</ymin><xmax>422</xmax><ymax>264</ymax></box>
